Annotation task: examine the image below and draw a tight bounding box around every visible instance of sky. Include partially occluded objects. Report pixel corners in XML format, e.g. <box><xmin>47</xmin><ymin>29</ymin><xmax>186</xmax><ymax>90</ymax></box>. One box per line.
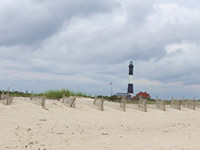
<box><xmin>0</xmin><ymin>0</ymin><xmax>200</xmax><ymax>99</ymax></box>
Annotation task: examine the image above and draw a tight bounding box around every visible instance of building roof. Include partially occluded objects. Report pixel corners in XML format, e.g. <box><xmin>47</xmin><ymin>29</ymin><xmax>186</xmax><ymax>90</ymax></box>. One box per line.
<box><xmin>136</xmin><ymin>91</ymin><xmax>150</xmax><ymax>98</ymax></box>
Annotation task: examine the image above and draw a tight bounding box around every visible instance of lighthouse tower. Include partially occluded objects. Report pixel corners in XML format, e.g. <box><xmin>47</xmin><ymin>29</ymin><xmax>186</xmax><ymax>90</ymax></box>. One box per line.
<box><xmin>127</xmin><ymin>61</ymin><xmax>134</xmax><ymax>96</ymax></box>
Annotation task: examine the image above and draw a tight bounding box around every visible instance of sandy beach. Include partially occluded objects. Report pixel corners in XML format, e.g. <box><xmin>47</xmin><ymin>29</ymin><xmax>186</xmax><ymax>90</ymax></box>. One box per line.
<box><xmin>1</xmin><ymin>97</ymin><xmax>200</xmax><ymax>150</ymax></box>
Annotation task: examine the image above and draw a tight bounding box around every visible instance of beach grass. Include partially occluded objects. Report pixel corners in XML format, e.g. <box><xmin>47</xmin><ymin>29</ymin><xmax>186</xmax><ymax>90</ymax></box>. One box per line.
<box><xmin>1</xmin><ymin>89</ymin><xmax>91</xmax><ymax>99</ymax></box>
<box><xmin>44</xmin><ymin>89</ymin><xmax>90</xmax><ymax>99</ymax></box>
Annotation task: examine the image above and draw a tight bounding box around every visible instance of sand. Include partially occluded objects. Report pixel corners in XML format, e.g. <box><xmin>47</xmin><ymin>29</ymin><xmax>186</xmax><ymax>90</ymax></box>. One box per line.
<box><xmin>1</xmin><ymin>97</ymin><xmax>200</xmax><ymax>150</ymax></box>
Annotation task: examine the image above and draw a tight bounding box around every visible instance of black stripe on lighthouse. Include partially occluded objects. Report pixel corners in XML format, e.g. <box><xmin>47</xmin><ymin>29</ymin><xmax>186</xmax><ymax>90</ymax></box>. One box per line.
<box><xmin>128</xmin><ymin>61</ymin><xmax>134</xmax><ymax>94</ymax></box>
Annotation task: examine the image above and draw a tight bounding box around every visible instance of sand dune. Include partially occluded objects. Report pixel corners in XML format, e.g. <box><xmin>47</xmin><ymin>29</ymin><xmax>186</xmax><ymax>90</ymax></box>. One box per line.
<box><xmin>1</xmin><ymin>97</ymin><xmax>200</xmax><ymax>150</ymax></box>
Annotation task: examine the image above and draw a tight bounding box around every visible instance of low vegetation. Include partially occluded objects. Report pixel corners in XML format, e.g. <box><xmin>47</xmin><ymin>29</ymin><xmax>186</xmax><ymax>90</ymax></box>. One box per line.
<box><xmin>0</xmin><ymin>89</ymin><xmax>91</xmax><ymax>99</ymax></box>
<box><xmin>0</xmin><ymin>90</ymin><xmax>32</xmax><ymax>97</ymax></box>
<box><xmin>44</xmin><ymin>89</ymin><xmax>90</xmax><ymax>99</ymax></box>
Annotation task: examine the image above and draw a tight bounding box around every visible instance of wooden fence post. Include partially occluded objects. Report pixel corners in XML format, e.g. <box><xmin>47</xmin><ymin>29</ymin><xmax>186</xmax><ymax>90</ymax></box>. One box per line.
<box><xmin>6</xmin><ymin>87</ymin><xmax>10</xmax><ymax>105</ymax></box>
<box><xmin>7</xmin><ymin>87</ymin><xmax>9</xmax><ymax>98</ymax></box>
<box><xmin>156</xmin><ymin>95</ymin><xmax>158</xmax><ymax>108</ymax></box>
<box><xmin>6</xmin><ymin>97</ymin><xmax>9</xmax><ymax>105</ymax></box>
<box><xmin>138</xmin><ymin>95</ymin><xmax>142</xmax><ymax>108</ymax></box>
<box><xmin>171</xmin><ymin>96</ymin><xmax>173</xmax><ymax>108</ymax></box>
<box><xmin>42</xmin><ymin>96</ymin><xmax>45</xmax><ymax>108</ymax></box>
<box><xmin>93</xmin><ymin>94</ymin><xmax>97</xmax><ymax>104</ymax></box>
<box><xmin>1</xmin><ymin>91</ymin><xmax>4</xmax><ymax>100</ymax></box>
<box><xmin>121</xmin><ymin>99</ymin><xmax>126</xmax><ymax>112</ymax></box>
<box><xmin>62</xmin><ymin>93</ymin><xmax>65</xmax><ymax>103</ymax></box>
<box><xmin>30</xmin><ymin>91</ymin><xmax>33</xmax><ymax>100</ymax></box>
<box><xmin>70</xmin><ymin>97</ymin><xmax>76</xmax><ymax>108</ymax></box>
<box><xmin>162</xmin><ymin>100</ymin><xmax>166</xmax><ymax>111</ymax></box>
<box><xmin>192</xmin><ymin>97</ymin><xmax>196</xmax><ymax>110</ymax></box>
<box><xmin>177</xmin><ymin>100</ymin><xmax>181</xmax><ymax>110</ymax></box>
<box><xmin>143</xmin><ymin>99</ymin><xmax>147</xmax><ymax>112</ymax></box>
<box><xmin>101</xmin><ymin>97</ymin><xmax>104</xmax><ymax>111</ymax></box>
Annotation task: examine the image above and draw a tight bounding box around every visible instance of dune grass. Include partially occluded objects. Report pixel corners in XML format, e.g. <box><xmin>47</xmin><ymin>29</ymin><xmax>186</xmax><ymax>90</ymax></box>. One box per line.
<box><xmin>44</xmin><ymin>89</ymin><xmax>90</xmax><ymax>99</ymax></box>
<box><xmin>0</xmin><ymin>89</ymin><xmax>91</xmax><ymax>99</ymax></box>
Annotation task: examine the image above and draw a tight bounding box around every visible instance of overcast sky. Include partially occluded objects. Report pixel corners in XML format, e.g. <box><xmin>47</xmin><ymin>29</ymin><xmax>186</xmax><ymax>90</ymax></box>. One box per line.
<box><xmin>0</xmin><ymin>0</ymin><xmax>200</xmax><ymax>99</ymax></box>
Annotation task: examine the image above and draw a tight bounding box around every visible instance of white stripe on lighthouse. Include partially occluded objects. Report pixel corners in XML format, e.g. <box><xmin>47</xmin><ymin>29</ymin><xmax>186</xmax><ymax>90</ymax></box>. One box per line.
<box><xmin>128</xmin><ymin>75</ymin><xmax>134</xmax><ymax>84</ymax></box>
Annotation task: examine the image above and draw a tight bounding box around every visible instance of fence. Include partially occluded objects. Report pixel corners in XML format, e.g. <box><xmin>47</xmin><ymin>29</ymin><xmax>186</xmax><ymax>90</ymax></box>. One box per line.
<box><xmin>62</xmin><ymin>96</ymin><xmax>76</xmax><ymax>108</ymax></box>
<box><xmin>0</xmin><ymin>89</ymin><xmax>13</xmax><ymax>105</ymax></box>
<box><xmin>31</xmin><ymin>96</ymin><xmax>46</xmax><ymax>108</ymax></box>
<box><xmin>0</xmin><ymin>91</ymin><xmax>4</xmax><ymax>100</ymax></box>
<box><xmin>126</xmin><ymin>96</ymin><xmax>147</xmax><ymax>112</ymax></box>
<box><xmin>182</xmin><ymin>99</ymin><xmax>195</xmax><ymax>110</ymax></box>
<box><xmin>170</xmin><ymin>97</ymin><xmax>181</xmax><ymax>110</ymax></box>
<box><xmin>120</xmin><ymin>99</ymin><xmax>126</xmax><ymax>112</ymax></box>
<box><xmin>93</xmin><ymin>97</ymin><xmax>104</xmax><ymax>111</ymax></box>
<box><xmin>156</xmin><ymin>99</ymin><xmax>166</xmax><ymax>111</ymax></box>
<box><xmin>138</xmin><ymin>97</ymin><xmax>147</xmax><ymax>112</ymax></box>
<box><xmin>196</xmin><ymin>101</ymin><xmax>200</xmax><ymax>108</ymax></box>
<box><xmin>104</xmin><ymin>99</ymin><xmax>126</xmax><ymax>112</ymax></box>
<box><xmin>2</xmin><ymin>90</ymin><xmax>200</xmax><ymax>114</ymax></box>
<box><xmin>0</xmin><ymin>96</ymin><xmax>13</xmax><ymax>105</ymax></box>
<box><xmin>14</xmin><ymin>96</ymin><xmax>46</xmax><ymax>108</ymax></box>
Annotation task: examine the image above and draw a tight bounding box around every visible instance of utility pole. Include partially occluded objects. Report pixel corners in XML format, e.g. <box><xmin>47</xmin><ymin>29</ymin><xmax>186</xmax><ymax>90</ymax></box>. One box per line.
<box><xmin>110</xmin><ymin>82</ymin><xmax>112</xmax><ymax>97</ymax></box>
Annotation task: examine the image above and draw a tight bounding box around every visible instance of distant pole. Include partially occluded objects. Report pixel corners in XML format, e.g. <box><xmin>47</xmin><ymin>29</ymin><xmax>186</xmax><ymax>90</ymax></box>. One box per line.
<box><xmin>110</xmin><ymin>82</ymin><xmax>112</xmax><ymax>97</ymax></box>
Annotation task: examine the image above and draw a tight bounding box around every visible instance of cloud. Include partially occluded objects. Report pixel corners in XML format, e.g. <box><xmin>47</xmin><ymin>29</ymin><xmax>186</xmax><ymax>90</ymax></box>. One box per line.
<box><xmin>0</xmin><ymin>0</ymin><xmax>200</xmax><ymax>98</ymax></box>
<box><xmin>0</xmin><ymin>0</ymin><xmax>119</xmax><ymax>45</ymax></box>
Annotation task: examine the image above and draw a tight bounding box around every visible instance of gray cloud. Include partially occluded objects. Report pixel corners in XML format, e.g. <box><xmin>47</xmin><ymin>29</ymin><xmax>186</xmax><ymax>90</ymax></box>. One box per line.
<box><xmin>0</xmin><ymin>0</ymin><xmax>119</xmax><ymax>45</ymax></box>
<box><xmin>0</xmin><ymin>0</ymin><xmax>200</xmax><ymax>98</ymax></box>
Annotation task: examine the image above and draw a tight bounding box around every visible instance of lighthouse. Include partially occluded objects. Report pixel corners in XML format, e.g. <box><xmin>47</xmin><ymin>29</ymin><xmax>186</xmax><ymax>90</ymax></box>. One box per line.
<box><xmin>127</xmin><ymin>61</ymin><xmax>134</xmax><ymax>96</ymax></box>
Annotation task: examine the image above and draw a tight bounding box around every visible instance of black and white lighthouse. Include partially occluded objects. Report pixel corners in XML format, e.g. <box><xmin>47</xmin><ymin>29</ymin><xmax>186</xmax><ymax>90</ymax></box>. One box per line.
<box><xmin>127</xmin><ymin>61</ymin><xmax>134</xmax><ymax>96</ymax></box>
